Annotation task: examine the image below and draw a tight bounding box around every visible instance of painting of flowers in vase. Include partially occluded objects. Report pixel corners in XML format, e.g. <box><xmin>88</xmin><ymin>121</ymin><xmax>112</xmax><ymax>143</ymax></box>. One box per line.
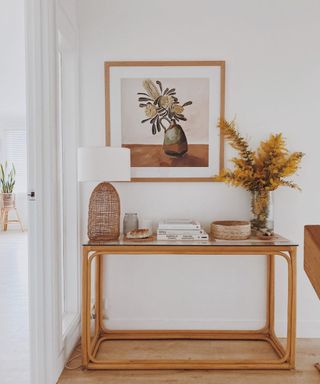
<box><xmin>105</xmin><ymin>61</ymin><xmax>225</xmax><ymax>181</ymax></box>
<box><xmin>121</xmin><ymin>77</ymin><xmax>209</xmax><ymax>167</ymax></box>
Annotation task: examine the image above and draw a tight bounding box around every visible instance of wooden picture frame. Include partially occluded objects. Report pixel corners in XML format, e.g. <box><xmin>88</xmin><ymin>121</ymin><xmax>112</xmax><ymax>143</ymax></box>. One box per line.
<box><xmin>105</xmin><ymin>61</ymin><xmax>225</xmax><ymax>182</ymax></box>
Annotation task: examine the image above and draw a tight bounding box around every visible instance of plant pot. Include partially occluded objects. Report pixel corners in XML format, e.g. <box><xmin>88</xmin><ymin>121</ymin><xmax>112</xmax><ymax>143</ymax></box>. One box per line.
<box><xmin>250</xmin><ymin>191</ymin><xmax>274</xmax><ymax>236</ymax></box>
<box><xmin>1</xmin><ymin>193</ymin><xmax>15</xmax><ymax>208</ymax></box>
<box><xmin>163</xmin><ymin>122</ymin><xmax>188</xmax><ymax>158</ymax></box>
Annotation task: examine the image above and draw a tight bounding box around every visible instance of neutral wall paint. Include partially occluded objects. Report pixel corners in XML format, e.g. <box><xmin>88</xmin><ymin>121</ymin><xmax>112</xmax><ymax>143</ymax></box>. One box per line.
<box><xmin>78</xmin><ymin>0</ymin><xmax>320</xmax><ymax>336</ymax></box>
<box><xmin>58</xmin><ymin>0</ymin><xmax>78</xmax><ymax>28</ymax></box>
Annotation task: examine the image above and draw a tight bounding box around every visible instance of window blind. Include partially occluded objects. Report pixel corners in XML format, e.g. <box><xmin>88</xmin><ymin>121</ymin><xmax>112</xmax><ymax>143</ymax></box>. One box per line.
<box><xmin>5</xmin><ymin>129</ymin><xmax>27</xmax><ymax>193</ymax></box>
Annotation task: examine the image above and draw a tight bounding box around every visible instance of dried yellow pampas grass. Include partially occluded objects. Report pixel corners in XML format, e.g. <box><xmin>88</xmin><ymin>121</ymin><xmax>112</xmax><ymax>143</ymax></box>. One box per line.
<box><xmin>216</xmin><ymin>118</ymin><xmax>304</xmax><ymax>192</ymax></box>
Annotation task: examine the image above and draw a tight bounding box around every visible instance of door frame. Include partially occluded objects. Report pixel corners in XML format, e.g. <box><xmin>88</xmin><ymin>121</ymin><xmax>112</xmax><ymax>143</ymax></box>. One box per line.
<box><xmin>25</xmin><ymin>0</ymin><xmax>80</xmax><ymax>383</ymax></box>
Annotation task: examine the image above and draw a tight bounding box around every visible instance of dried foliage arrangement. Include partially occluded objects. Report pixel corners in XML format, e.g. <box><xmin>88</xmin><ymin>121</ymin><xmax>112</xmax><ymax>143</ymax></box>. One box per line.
<box><xmin>216</xmin><ymin>119</ymin><xmax>304</xmax><ymax>235</ymax></box>
<box><xmin>216</xmin><ymin>119</ymin><xmax>304</xmax><ymax>191</ymax></box>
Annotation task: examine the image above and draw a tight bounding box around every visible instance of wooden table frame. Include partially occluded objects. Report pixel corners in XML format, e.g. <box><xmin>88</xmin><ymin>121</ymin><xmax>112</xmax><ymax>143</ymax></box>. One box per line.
<box><xmin>81</xmin><ymin>242</ymin><xmax>297</xmax><ymax>370</ymax></box>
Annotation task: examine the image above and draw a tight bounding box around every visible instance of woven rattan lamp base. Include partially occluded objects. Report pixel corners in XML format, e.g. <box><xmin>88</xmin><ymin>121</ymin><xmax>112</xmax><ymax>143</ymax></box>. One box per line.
<box><xmin>88</xmin><ymin>182</ymin><xmax>120</xmax><ymax>241</ymax></box>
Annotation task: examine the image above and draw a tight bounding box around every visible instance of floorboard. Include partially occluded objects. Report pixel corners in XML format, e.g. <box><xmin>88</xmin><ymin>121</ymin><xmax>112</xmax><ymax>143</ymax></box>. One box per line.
<box><xmin>58</xmin><ymin>339</ymin><xmax>320</xmax><ymax>384</ymax></box>
<box><xmin>0</xmin><ymin>231</ymin><xmax>30</xmax><ymax>384</ymax></box>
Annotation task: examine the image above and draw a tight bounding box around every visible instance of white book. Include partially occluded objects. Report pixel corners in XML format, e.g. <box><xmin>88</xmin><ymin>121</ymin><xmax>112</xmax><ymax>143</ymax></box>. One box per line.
<box><xmin>157</xmin><ymin>232</ymin><xmax>209</xmax><ymax>241</ymax></box>
<box><xmin>157</xmin><ymin>228</ymin><xmax>205</xmax><ymax>236</ymax></box>
<box><xmin>158</xmin><ymin>219</ymin><xmax>201</xmax><ymax>230</ymax></box>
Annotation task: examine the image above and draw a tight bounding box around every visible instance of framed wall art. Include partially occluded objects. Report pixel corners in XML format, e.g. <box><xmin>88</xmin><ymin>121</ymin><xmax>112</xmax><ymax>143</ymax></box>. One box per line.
<box><xmin>105</xmin><ymin>61</ymin><xmax>225</xmax><ymax>181</ymax></box>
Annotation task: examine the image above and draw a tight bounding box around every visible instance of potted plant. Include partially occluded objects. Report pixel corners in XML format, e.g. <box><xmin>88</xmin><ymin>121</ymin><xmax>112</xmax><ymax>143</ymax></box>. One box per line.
<box><xmin>0</xmin><ymin>161</ymin><xmax>16</xmax><ymax>208</ymax></box>
<box><xmin>138</xmin><ymin>79</ymin><xmax>192</xmax><ymax>157</ymax></box>
<box><xmin>216</xmin><ymin>119</ymin><xmax>304</xmax><ymax>236</ymax></box>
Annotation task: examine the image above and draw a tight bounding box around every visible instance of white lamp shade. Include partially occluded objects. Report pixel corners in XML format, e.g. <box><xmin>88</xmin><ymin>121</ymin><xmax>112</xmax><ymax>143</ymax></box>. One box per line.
<box><xmin>78</xmin><ymin>147</ymin><xmax>131</xmax><ymax>182</ymax></box>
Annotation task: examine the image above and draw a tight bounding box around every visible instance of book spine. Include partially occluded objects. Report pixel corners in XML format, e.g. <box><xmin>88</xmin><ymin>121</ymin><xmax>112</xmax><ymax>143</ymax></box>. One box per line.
<box><xmin>157</xmin><ymin>233</ymin><xmax>209</xmax><ymax>241</ymax></box>
<box><xmin>158</xmin><ymin>224</ymin><xmax>201</xmax><ymax>230</ymax></box>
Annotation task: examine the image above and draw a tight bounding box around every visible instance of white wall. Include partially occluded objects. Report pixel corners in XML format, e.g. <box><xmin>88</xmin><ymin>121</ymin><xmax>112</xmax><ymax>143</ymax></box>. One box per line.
<box><xmin>0</xmin><ymin>0</ymin><xmax>28</xmax><ymax>227</ymax></box>
<box><xmin>77</xmin><ymin>0</ymin><xmax>320</xmax><ymax>337</ymax></box>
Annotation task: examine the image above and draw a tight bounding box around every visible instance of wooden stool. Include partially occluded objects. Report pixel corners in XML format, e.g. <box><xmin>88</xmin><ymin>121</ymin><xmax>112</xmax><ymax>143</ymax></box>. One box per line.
<box><xmin>0</xmin><ymin>193</ymin><xmax>24</xmax><ymax>232</ymax></box>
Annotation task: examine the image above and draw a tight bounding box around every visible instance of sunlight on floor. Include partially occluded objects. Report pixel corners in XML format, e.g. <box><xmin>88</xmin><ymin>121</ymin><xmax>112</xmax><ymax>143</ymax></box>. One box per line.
<box><xmin>0</xmin><ymin>231</ymin><xmax>30</xmax><ymax>384</ymax></box>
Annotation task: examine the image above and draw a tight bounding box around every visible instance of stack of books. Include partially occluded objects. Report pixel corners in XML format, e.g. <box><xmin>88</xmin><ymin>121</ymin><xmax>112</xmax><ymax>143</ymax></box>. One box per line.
<box><xmin>157</xmin><ymin>219</ymin><xmax>209</xmax><ymax>241</ymax></box>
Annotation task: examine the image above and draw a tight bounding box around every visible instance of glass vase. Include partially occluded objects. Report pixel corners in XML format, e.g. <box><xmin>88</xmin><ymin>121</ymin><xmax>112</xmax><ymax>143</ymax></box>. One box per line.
<box><xmin>250</xmin><ymin>191</ymin><xmax>274</xmax><ymax>236</ymax></box>
<box><xmin>123</xmin><ymin>213</ymin><xmax>139</xmax><ymax>235</ymax></box>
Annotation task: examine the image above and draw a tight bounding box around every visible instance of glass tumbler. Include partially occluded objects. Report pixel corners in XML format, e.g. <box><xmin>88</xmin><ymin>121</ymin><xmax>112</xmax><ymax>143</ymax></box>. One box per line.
<box><xmin>123</xmin><ymin>213</ymin><xmax>139</xmax><ymax>235</ymax></box>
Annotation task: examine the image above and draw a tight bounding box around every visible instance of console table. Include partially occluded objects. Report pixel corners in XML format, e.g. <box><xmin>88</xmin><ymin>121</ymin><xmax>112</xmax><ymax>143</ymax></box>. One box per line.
<box><xmin>81</xmin><ymin>236</ymin><xmax>297</xmax><ymax>370</ymax></box>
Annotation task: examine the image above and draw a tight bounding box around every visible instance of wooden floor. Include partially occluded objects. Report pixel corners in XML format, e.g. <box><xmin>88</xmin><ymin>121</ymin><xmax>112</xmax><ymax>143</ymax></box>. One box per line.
<box><xmin>95</xmin><ymin>339</ymin><xmax>277</xmax><ymax>361</ymax></box>
<box><xmin>0</xmin><ymin>231</ymin><xmax>30</xmax><ymax>384</ymax></box>
<box><xmin>58</xmin><ymin>338</ymin><xmax>320</xmax><ymax>384</ymax></box>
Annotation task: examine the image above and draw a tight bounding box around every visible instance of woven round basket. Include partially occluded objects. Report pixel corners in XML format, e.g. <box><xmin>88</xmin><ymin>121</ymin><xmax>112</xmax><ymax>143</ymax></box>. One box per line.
<box><xmin>211</xmin><ymin>220</ymin><xmax>251</xmax><ymax>240</ymax></box>
<box><xmin>88</xmin><ymin>182</ymin><xmax>120</xmax><ymax>241</ymax></box>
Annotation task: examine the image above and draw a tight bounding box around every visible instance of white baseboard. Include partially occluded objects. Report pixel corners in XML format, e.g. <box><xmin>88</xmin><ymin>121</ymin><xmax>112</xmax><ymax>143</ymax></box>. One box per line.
<box><xmin>63</xmin><ymin>315</ymin><xmax>81</xmax><ymax>357</ymax></box>
<box><xmin>54</xmin><ymin>316</ymin><xmax>81</xmax><ymax>384</ymax></box>
<box><xmin>104</xmin><ymin>319</ymin><xmax>320</xmax><ymax>338</ymax></box>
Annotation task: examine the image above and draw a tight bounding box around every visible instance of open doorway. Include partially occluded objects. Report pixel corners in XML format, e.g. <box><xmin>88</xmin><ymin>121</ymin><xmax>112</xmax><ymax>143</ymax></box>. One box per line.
<box><xmin>0</xmin><ymin>1</ymin><xmax>30</xmax><ymax>383</ymax></box>
<box><xmin>1</xmin><ymin>1</ymin><xmax>80</xmax><ymax>383</ymax></box>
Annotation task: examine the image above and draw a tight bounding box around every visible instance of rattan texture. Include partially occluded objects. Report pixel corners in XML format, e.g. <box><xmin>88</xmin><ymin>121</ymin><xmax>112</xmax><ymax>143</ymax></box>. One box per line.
<box><xmin>88</xmin><ymin>182</ymin><xmax>120</xmax><ymax>241</ymax></box>
<box><xmin>211</xmin><ymin>220</ymin><xmax>251</xmax><ymax>240</ymax></box>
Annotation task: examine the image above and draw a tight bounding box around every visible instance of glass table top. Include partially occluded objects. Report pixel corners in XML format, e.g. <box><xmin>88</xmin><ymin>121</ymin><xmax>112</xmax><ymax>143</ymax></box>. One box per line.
<box><xmin>83</xmin><ymin>234</ymin><xmax>298</xmax><ymax>247</ymax></box>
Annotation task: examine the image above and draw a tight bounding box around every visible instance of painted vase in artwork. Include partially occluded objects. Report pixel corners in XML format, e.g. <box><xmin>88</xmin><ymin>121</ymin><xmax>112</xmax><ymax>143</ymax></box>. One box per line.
<box><xmin>163</xmin><ymin>121</ymin><xmax>188</xmax><ymax>157</ymax></box>
<box><xmin>138</xmin><ymin>79</ymin><xmax>192</xmax><ymax>158</ymax></box>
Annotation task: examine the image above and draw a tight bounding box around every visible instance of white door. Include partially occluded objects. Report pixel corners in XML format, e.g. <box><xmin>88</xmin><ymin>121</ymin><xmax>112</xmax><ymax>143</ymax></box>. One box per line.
<box><xmin>25</xmin><ymin>0</ymin><xmax>80</xmax><ymax>383</ymax></box>
<box><xmin>56</xmin><ymin>0</ymin><xmax>81</xmax><ymax>359</ymax></box>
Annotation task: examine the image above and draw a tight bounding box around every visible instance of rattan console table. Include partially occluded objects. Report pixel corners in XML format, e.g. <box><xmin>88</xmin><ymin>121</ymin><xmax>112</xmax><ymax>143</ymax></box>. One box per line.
<box><xmin>81</xmin><ymin>236</ymin><xmax>297</xmax><ymax>370</ymax></box>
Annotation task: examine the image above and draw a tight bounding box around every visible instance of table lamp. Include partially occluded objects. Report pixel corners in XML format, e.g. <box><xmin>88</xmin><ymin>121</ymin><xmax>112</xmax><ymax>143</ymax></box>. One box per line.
<box><xmin>78</xmin><ymin>147</ymin><xmax>131</xmax><ymax>241</ymax></box>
